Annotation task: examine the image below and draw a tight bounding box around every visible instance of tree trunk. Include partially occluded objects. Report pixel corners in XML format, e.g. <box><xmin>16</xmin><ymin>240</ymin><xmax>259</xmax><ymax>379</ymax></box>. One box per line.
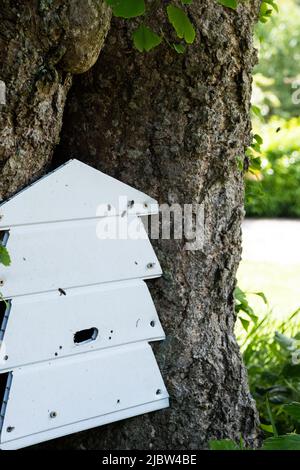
<box><xmin>1</xmin><ymin>0</ymin><xmax>261</xmax><ymax>450</ymax></box>
<box><xmin>0</xmin><ymin>0</ymin><xmax>110</xmax><ymax>200</ymax></box>
<box><xmin>50</xmin><ymin>0</ymin><xmax>261</xmax><ymax>450</ymax></box>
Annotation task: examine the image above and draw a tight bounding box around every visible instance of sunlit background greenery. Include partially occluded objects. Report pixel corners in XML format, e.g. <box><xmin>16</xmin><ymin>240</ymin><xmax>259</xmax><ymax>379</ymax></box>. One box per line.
<box><xmin>234</xmin><ymin>0</ymin><xmax>300</xmax><ymax>444</ymax></box>
<box><xmin>237</xmin><ymin>0</ymin><xmax>300</xmax><ymax>321</ymax></box>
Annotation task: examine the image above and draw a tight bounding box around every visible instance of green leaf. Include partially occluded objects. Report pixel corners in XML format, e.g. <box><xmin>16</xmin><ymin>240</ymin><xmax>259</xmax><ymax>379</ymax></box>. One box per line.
<box><xmin>259</xmin><ymin>1</ymin><xmax>278</xmax><ymax>23</ymax></box>
<box><xmin>234</xmin><ymin>286</ymin><xmax>247</xmax><ymax>304</ymax></box>
<box><xmin>105</xmin><ymin>0</ymin><xmax>145</xmax><ymax>18</ymax></box>
<box><xmin>132</xmin><ymin>25</ymin><xmax>162</xmax><ymax>52</ymax></box>
<box><xmin>167</xmin><ymin>5</ymin><xmax>196</xmax><ymax>44</ymax></box>
<box><xmin>264</xmin><ymin>0</ymin><xmax>279</xmax><ymax>13</ymax></box>
<box><xmin>260</xmin><ymin>2</ymin><xmax>269</xmax><ymax>15</ymax></box>
<box><xmin>253</xmin><ymin>291</ymin><xmax>268</xmax><ymax>304</ymax></box>
<box><xmin>261</xmin><ymin>423</ymin><xmax>274</xmax><ymax>434</ymax></box>
<box><xmin>266</xmin><ymin>396</ymin><xmax>278</xmax><ymax>437</ymax></box>
<box><xmin>217</xmin><ymin>0</ymin><xmax>238</xmax><ymax>10</ymax></box>
<box><xmin>262</xmin><ymin>434</ymin><xmax>300</xmax><ymax>450</ymax></box>
<box><xmin>173</xmin><ymin>43</ymin><xmax>186</xmax><ymax>54</ymax></box>
<box><xmin>251</xmin><ymin>143</ymin><xmax>261</xmax><ymax>152</ymax></box>
<box><xmin>181</xmin><ymin>0</ymin><xmax>193</xmax><ymax>4</ymax></box>
<box><xmin>251</xmin><ymin>105</ymin><xmax>262</xmax><ymax>117</ymax></box>
<box><xmin>282</xmin><ymin>364</ymin><xmax>300</xmax><ymax>378</ymax></box>
<box><xmin>234</xmin><ymin>287</ymin><xmax>259</xmax><ymax>324</ymax></box>
<box><xmin>249</xmin><ymin>157</ymin><xmax>262</xmax><ymax>171</ymax></box>
<box><xmin>209</xmin><ymin>439</ymin><xmax>240</xmax><ymax>450</ymax></box>
<box><xmin>283</xmin><ymin>402</ymin><xmax>300</xmax><ymax>421</ymax></box>
<box><xmin>239</xmin><ymin>317</ymin><xmax>250</xmax><ymax>332</ymax></box>
<box><xmin>275</xmin><ymin>332</ymin><xmax>295</xmax><ymax>350</ymax></box>
<box><xmin>0</xmin><ymin>246</ymin><xmax>11</xmax><ymax>267</ymax></box>
<box><xmin>253</xmin><ymin>134</ymin><xmax>263</xmax><ymax>145</ymax></box>
<box><xmin>269</xmin><ymin>394</ymin><xmax>289</xmax><ymax>405</ymax></box>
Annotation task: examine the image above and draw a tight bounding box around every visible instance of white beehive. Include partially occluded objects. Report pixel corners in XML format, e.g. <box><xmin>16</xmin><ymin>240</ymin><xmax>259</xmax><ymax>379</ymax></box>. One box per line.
<box><xmin>0</xmin><ymin>160</ymin><xmax>169</xmax><ymax>450</ymax></box>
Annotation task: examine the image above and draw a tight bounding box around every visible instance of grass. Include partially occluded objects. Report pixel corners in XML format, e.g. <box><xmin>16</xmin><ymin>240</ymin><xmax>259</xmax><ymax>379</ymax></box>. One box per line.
<box><xmin>234</xmin><ymin>245</ymin><xmax>300</xmax><ymax>442</ymax></box>
<box><xmin>237</xmin><ymin>260</ymin><xmax>300</xmax><ymax>321</ymax></box>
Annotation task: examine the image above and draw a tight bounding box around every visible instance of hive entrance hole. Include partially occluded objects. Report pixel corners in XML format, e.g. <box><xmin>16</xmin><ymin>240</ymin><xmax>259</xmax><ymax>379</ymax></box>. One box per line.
<box><xmin>74</xmin><ymin>327</ymin><xmax>98</xmax><ymax>345</ymax></box>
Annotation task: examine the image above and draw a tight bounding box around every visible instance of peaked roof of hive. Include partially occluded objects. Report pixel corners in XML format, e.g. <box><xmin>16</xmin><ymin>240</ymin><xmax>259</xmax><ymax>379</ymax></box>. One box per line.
<box><xmin>0</xmin><ymin>159</ymin><xmax>158</xmax><ymax>228</ymax></box>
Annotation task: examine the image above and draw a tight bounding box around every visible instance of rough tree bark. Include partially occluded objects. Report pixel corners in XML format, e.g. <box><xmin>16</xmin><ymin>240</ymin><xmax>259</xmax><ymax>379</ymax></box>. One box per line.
<box><xmin>0</xmin><ymin>0</ymin><xmax>110</xmax><ymax>200</ymax></box>
<box><xmin>1</xmin><ymin>0</ymin><xmax>261</xmax><ymax>449</ymax></box>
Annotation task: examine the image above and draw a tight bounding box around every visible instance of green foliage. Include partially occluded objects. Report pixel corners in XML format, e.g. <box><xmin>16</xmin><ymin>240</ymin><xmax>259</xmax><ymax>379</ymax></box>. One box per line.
<box><xmin>237</xmin><ymin>290</ymin><xmax>300</xmax><ymax>437</ymax></box>
<box><xmin>210</xmin><ymin>291</ymin><xmax>300</xmax><ymax>450</ymax></box>
<box><xmin>259</xmin><ymin>1</ymin><xmax>279</xmax><ymax>23</ymax></box>
<box><xmin>173</xmin><ymin>43</ymin><xmax>186</xmax><ymax>54</ymax></box>
<box><xmin>266</xmin><ymin>395</ymin><xmax>278</xmax><ymax>436</ymax></box>
<box><xmin>262</xmin><ymin>434</ymin><xmax>300</xmax><ymax>450</ymax></box>
<box><xmin>234</xmin><ymin>286</ymin><xmax>262</xmax><ymax>331</ymax></box>
<box><xmin>251</xmin><ymin>105</ymin><xmax>262</xmax><ymax>118</ymax></box>
<box><xmin>0</xmin><ymin>245</ymin><xmax>11</xmax><ymax>267</ymax></box>
<box><xmin>103</xmin><ymin>0</ymin><xmax>273</xmax><ymax>53</ymax></box>
<box><xmin>245</xmin><ymin>134</ymin><xmax>264</xmax><ymax>175</ymax></box>
<box><xmin>217</xmin><ymin>0</ymin><xmax>238</xmax><ymax>9</ymax></box>
<box><xmin>209</xmin><ymin>439</ymin><xmax>241</xmax><ymax>450</ymax></box>
<box><xmin>254</xmin><ymin>0</ymin><xmax>300</xmax><ymax>118</ymax></box>
<box><xmin>105</xmin><ymin>0</ymin><xmax>145</xmax><ymax>18</ymax></box>
<box><xmin>260</xmin><ymin>423</ymin><xmax>274</xmax><ymax>433</ymax></box>
<box><xmin>166</xmin><ymin>5</ymin><xmax>195</xmax><ymax>44</ymax></box>
<box><xmin>283</xmin><ymin>402</ymin><xmax>300</xmax><ymax>420</ymax></box>
<box><xmin>0</xmin><ymin>242</ymin><xmax>10</xmax><ymax>303</ymax></box>
<box><xmin>217</xmin><ymin>0</ymin><xmax>277</xmax><ymax>21</ymax></box>
<box><xmin>133</xmin><ymin>25</ymin><xmax>162</xmax><ymax>52</ymax></box>
<box><xmin>246</xmin><ymin>117</ymin><xmax>300</xmax><ymax>217</ymax></box>
<box><xmin>104</xmin><ymin>0</ymin><xmax>197</xmax><ymax>53</ymax></box>
<box><xmin>105</xmin><ymin>0</ymin><xmax>275</xmax><ymax>54</ymax></box>
<box><xmin>211</xmin><ymin>433</ymin><xmax>300</xmax><ymax>450</ymax></box>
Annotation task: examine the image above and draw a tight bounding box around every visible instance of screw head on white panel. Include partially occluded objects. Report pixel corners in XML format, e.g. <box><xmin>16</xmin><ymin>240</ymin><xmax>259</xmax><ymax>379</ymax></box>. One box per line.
<box><xmin>49</xmin><ymin>411</ymin><xmax>57</xmax><ymax>419</ymax></box>
<box><xmin>147</xmin><ymin>262</ymin><xmax>156</xmax><ymax>269</ymax></box>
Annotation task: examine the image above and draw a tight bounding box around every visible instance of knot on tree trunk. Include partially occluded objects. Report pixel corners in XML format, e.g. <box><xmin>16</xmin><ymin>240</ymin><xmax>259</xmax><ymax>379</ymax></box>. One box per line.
<box><xmin>0</xmin><ymin>0</ymin><xmax>111</xmax><ymax>201</ymax></box>
<box><xmin>57</xmin><ymin>0</ymin><xmax>111</xmax><ymax>74</ymax></box>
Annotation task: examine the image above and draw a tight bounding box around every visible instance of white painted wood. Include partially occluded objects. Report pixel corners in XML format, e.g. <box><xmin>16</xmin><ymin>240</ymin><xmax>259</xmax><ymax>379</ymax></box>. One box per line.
<box><xmin>0</xmin><ymin>343</ymin><xmax>169</xmax><ymax>449</ymax></box>
<box><xmin>0</xmin><ymin>399</ymin><xmax>169</xmax><ymax>450</ymax></box>
<box><xmin>0</xmin><ymin>160</ymin><xmax>168</xmax><ymax>449</ymax></box>
<box><xmin>0</xmin><ymin>280</ymin><xmax>164</xmax><ymax>371</ymax></box>
<box><xmin>0</xmin><ymin>159</ymin><xmax>158</xmax><ymax>229</ymax></box>
<box><xmin>1</xmin><ymin>217</ymin><xmax>161</xmax><ymax>298</ymax></box>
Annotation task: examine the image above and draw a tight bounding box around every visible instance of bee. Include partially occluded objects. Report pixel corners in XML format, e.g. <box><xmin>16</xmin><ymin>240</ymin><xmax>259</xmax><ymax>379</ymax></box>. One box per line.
<box><xmin>58</xmin><ymin>288</ymin><xmax>67</xmax><ymax>296</ymax></box>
